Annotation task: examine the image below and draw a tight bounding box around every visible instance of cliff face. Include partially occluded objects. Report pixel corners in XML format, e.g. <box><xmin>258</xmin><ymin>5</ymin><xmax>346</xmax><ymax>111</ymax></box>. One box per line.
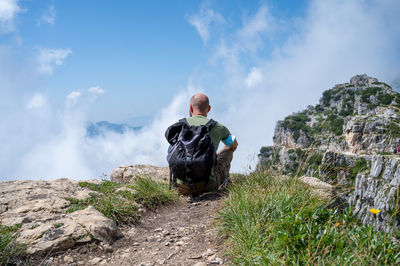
<box><xmin>259</xmin><ymin>74</ymin><xmax>400</xmax><ymax>232</ymax></box>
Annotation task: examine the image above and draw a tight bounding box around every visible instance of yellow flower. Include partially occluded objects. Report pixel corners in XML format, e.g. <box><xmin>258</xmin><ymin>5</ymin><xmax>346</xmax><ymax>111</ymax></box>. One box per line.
<box><xmin>369</xmin><ymin>208</ymin><xmax>381</xmax><ymax>215</ymax></box>
<box><xmin>336</xmin><ymin>222</ymin><xmax>340</xmax><ymax>227</ymax></box>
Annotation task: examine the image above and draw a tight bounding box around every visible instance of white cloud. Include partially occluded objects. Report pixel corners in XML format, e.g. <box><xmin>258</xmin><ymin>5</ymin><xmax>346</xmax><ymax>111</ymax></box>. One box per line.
<box><xmin>0</xmin><ymin>0</ymin><xmax>21</xmax><ymax>33</ymax></box>
<box><xmin>39</xmin><ymin>5</ymin><xmax>56</xmax><ymax>25</ymax></box>
<box><xmin>88</xmin><ymin>86</ymin><xmax>105</xmax><ymax>101</ymax></box>
<box><xmin>245</xmin><ymin>67</ymin><xmax>263</xmax><ymax>88</ymax></box>
<box><xmin>66</xmin><ymin>91</ymin><xmax>81</xmax><ymax>102</ymax></box>
<box><xmin>38</xmin><ymin>48</ymin><xmax>72</xmax><ymax>75</ymax></box>
<box><xmin>88</xmin><ymin>86</ymin><xmax>105</xmax><ymax>95</ymax></box>
<box><xmin>237</xmin><ymin>5</ymin><xmax>274</xmax><ymax>53</ymax></box>
<box><xmin>186</xmin><ymin>6</ymin><xmax>224</xmax><ymax>44</ymax></box>
<box><xmin>27</xmin><ymin>93</ymin><xmax>47</xmax><ymax>109</ymax></box>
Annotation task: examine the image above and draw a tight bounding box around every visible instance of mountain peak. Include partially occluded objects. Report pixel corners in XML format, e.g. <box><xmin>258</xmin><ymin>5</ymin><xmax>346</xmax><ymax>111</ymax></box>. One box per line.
<box><xmin>349</xmin><ymin>74</ymin><xmax>378</xmax><ymax>87</ymax></box>
<box><xmin>273</xmin><ymin>74</ymin><xmax>399</xmax><ymax>154</ymax></box>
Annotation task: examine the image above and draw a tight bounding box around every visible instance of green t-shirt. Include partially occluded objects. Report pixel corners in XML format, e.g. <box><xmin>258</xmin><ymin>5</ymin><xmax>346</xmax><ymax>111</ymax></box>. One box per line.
<box><xmin>185</xmin><ymin>115</ymin><xmax>231</xmax><ymax>152</ymax></box>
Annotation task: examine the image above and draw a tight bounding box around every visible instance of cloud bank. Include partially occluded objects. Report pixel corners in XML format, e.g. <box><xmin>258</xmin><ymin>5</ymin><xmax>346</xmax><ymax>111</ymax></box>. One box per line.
<box><xmin>1</xmin><ymin>0</ymin><xmax>400</xmax><ymax>180</ymax></box>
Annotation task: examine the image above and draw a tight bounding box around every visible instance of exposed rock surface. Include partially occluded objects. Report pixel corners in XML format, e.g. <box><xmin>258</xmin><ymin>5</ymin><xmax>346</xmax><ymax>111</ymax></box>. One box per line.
<box><xmin>299</xmin><ymin>176</ymin><xmax>334</xmax><ymax>200</ymax></box>
<box><xmin>259</xmin><ymin>75</ymin><xmax>400</xmax><ymax>232</ymax></box>
<box><xmin>110</xmin><ymin>164</ymin><xmax>169</xmax><ymax>184</ymax></box>
<box><xmin>0</xmin><ymin>178</ymin><xmax>122</xmax><ymax>254</ymax></box>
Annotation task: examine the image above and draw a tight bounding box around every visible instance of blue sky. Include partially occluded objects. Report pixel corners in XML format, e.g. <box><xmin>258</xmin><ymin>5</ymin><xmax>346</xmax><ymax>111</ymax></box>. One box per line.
<box><xmin>1</xmin><ymin>0</ymin><xmax>400</xmax><ymax>179</ymax></box>
<box><xmin>1</xmin><ymin>0</ymin><xmax>310</xmax><ymax>122</ymax></box>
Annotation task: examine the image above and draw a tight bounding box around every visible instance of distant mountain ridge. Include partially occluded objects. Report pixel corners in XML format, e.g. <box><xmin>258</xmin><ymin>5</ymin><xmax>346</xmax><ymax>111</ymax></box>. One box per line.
<box><xmin>86</xmin><ymin>121</ymin><xmax>142</xmax><ymax>137</ymax></box>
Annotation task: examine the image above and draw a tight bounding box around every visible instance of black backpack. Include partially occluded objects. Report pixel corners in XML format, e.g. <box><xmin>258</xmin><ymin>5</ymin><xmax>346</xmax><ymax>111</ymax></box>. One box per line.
<box><xmin>165</xmin><ymin>118</ymin><xmax>217</xmax><ymax>192</ymax></box>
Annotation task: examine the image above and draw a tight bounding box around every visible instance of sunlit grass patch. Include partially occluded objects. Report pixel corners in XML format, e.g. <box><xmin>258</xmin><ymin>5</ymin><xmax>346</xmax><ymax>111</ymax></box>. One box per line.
<box><xmin>127</xmin><ymin>176</ymin><xmax>178</xmax><ymax>209</ymax></box>
<box><xmin>218</xmin><ymin>171</ymin><xmax>400</xmax><ymax>265</ymax></box>
<box><xmin>65</xmin><ymin>177</ymin><xmax>177</xmax><ymax>224</ymax></box>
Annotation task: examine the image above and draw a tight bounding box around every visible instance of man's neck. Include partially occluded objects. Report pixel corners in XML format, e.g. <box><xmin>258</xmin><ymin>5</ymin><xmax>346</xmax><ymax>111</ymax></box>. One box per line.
<box><xmin>191</xmin><ymin>112</ymin><xmax>207</xmax><ymax>117</ymax></box>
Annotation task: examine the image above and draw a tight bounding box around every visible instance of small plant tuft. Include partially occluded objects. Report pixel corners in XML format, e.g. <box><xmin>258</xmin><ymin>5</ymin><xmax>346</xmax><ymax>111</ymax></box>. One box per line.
<box><xmin>0</xmin><ymin>223</ymin><xmax>27</xmax><ymax>265</ymax></box>
<box><xmin>53</xmin><ymin>222</ymin><xmax>64</xmax><ymax>229</ymax></box>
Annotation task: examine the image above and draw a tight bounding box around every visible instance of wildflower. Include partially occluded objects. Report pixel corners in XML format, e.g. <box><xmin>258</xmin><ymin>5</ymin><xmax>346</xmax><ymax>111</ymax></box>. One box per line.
<box><xmin>336</xmin><ymin>222</ymin><xmax>340</xmax><ymax>227</ymax></box>
<box><xmin>369</xmin><ymin>208</ymin><xmax>381</xmax><ymax>215</ymax></box>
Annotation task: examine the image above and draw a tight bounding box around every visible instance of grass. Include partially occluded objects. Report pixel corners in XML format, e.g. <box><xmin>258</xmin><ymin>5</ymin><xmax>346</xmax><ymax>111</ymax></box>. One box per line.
<box><xmin>0</xmin><ymin>223</ymin><xmax>27</xmax><ymax>265</ymax></box>
<box><xmin>53</xmin><ymin>223</ymin><xmax>64</xmax><ymax>229</ymax></box>
<box><xmin>218</xmin><ymin>171</ymin><xmax>400</xmax><ymax>265</ymax></box>
<box><xmin>66</xmin><ymin>177</ymin><xmax>177</xmax><ymax>224</ymax></box>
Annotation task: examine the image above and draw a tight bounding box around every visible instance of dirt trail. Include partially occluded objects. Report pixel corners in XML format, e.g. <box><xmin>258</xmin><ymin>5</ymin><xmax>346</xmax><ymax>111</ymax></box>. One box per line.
<box><xmin>45</xmin><ymin>193</ymin><xmax>227</xmax><ymax>266</ymax></box>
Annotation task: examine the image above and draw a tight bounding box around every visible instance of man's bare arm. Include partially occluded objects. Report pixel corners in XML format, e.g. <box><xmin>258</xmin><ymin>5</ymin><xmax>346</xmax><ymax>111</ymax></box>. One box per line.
<box><xmin>229</xmin><ymin>139</ymin><xmax>238</xmax><ymax>152</ymax></box>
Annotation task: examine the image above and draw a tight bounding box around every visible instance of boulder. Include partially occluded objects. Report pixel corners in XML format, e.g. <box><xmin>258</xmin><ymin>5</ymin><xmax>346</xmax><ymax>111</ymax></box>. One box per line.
<box><xmin>299</xmin><ymin>176</ymin><xmax>334</xmax><ymax>200</ymax></box>
<box><xmin>110</xmin><ymin>164</ymin><xmax>169</xmax><ymax>184</ymax></box>
<box><xmin>0</xmin><ymin>179</ymin><xmax>123</xmax><ymax>255</ymax></box>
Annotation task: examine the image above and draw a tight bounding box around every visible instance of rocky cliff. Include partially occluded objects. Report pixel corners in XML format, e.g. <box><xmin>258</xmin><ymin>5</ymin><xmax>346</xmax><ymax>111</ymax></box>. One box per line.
<box><xmin>259</xmin><ymin>74</ymin><xmax>400</xmax><ymax>233</ymax></box>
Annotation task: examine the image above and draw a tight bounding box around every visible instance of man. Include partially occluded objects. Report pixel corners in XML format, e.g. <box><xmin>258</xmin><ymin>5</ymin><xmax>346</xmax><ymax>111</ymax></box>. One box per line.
<box><xmin>171</xmin><ymin>93</ymin><xmax>238</xmax><ymax>195</ymax></box>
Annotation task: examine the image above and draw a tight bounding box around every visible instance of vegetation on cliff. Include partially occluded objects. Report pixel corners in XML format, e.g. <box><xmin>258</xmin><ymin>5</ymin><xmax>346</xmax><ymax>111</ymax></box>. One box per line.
<box><xmin>276</xmin><ymin>75</ymin><xmax>399</xmax><ymax>148</ymax></box>
<box><xmin>218</xmin><ymin>171</ymin><xmax>400</xmax><ymax>264</ymax></box>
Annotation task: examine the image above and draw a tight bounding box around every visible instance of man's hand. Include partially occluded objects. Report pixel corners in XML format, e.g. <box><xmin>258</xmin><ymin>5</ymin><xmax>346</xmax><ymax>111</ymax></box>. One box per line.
<box><xmin>229</xmin><ymin>139</ymin><xmax>238</xmax><ymax>152</ymax></box>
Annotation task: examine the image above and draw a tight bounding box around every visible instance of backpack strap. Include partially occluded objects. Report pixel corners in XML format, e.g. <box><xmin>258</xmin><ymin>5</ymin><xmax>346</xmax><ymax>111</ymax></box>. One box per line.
<box><xmin>204</xmin><ymin>119</ymin><xmax>217</xmax><ymax>131</ymax></box>
<box><xmin>169</xmin><ymin>166</ymin><xmax>177</xmax><ymax>189</ymax></box>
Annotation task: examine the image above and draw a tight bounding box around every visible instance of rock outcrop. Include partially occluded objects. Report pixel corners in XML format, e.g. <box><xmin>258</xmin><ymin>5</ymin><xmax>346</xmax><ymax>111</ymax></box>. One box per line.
<box><xmin>110</xmin><ymin>164</ymin><xmax>169</xmax><ymax>184</ymax></box>
<box><xmin>0</xmin><ymin>178</ymin><xmax>122</xmax><ymax>255</ymax></box>
<box><xmin>259</xmin><ymin>74</ymin><xmax>400</xmax><ymax>232</ymax></box>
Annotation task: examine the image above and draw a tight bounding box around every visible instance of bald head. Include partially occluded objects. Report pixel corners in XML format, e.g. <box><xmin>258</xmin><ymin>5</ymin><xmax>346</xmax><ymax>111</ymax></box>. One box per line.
<box><xmin>190</xmin><ymin>93</ymin><xmax>211</xmax><ymax>116</ymax></box>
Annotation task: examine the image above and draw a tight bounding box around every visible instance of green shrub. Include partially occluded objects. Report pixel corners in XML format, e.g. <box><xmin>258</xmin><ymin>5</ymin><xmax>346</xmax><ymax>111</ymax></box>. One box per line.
<box><xmin>0</xmin><ymin>223</ymin><xmax>26</xmax><ymax>265</ymax></box>
<box><xmin>259</xmin><ymin>146</ymin><xmax>274</xmax><ymax>155</ymax></box>
<box><xmin>359</xmin><ymin>87</ymin><xmax>380</xmax><ymax>103</ymax></box>
<box><xmin>326</xmin><ymin>114</ymin><xmax>344</xmax><ymax>136</ymax></box>
<box><xmin>321</xmin><ymin>87</ymin><xmax>343</xmax><ymax>106</ymax></box>
<box><xmin>377</xmin><ymin>94</ymin><xmax>394</xmax><ymax>105</ymax></box>
<box><xmin>218</xmin><ymin>172</ymin><xmax>400</xmax><ymax>265</ymax></box>
<box><xmin>308</xmin><ymin>153</ymin><xmax>323</xmax><ymax>166</ymax></box>
<box><xmin>339</xmin><ymin>96</ymin><xmax>355</xmax><ymax>116</ymax></box>
<box><xmin>348</xmin><ymin>158</ymin><xmax>369</xmax><ymax>180</ymax></box>
<box><xmin>315</xmin><ymin>104</ymin><xmax>323</xmax><ymax>112</ymax></box>
<box><xmin>322</xmin><ymin>90</ymin><xmax>334</xmax><ymax>106</ymax></box>
<box><xmin>389</xmin><ymin>122</ymin><xmax>400</xmax><ymax>138</ymax></box>
<box><xmin>281</xmin><ymin>113</ymin><xmax>311</xmax><ymax>141</ymax></box>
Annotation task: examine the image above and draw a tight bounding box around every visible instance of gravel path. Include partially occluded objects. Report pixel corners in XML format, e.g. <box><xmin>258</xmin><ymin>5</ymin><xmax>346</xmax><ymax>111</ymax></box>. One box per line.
<box><xmin>43</xmin><ymin>193</ymin><xmax>227</xmax><ymax>266</ymax></box>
